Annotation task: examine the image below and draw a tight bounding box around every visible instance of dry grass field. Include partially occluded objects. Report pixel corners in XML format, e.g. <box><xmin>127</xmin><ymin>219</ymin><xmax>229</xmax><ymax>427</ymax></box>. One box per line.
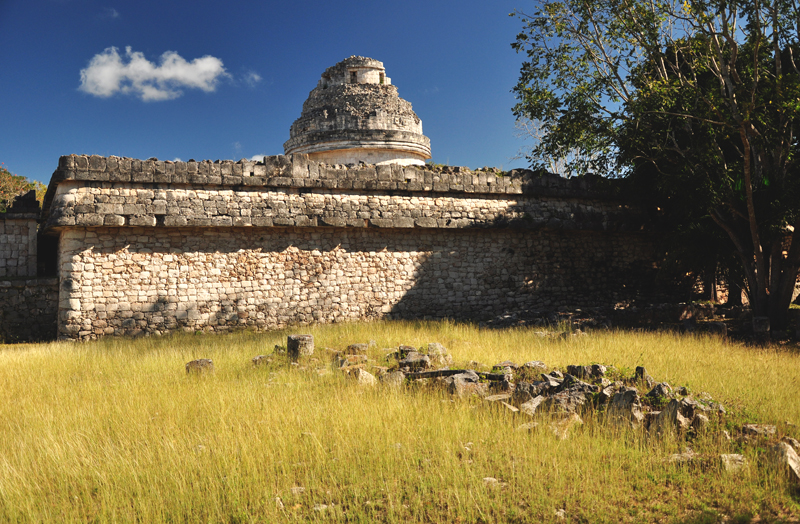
<box><xmin>0</xmin><ymin>321</ymin><xmax>798</xmax><ymax>523</ymax></box>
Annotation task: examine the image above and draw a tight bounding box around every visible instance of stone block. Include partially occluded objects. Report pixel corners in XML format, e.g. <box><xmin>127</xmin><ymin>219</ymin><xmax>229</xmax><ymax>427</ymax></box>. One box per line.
<box><xmin>129</xmin><ymin>216</ymin><xmax>156</xmax><ymax>227</ymax></box>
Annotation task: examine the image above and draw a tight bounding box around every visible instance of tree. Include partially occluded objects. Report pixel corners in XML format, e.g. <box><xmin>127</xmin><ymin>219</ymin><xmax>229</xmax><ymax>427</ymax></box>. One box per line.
<box><xmin>512</xmin><ymin>0</ymin><xmax>800</xmax><ymax>328</ymax></box>
<box><xmin>0</xmin><ymin>163</ymin><xmax>46</xmax><ymax>213</ymax></box>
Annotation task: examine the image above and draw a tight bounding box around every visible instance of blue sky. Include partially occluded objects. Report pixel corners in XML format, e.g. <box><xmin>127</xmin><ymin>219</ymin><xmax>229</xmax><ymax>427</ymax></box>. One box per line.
<box><xmin>0</xmin><ymin>0</ymin><xmax>532</xmax><ymax>185</ymax></box>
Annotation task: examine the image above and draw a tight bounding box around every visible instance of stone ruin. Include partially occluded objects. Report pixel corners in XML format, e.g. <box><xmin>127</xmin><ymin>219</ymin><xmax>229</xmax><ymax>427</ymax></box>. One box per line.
<box><xmin>284</xmin><ymin>56</ymin><xmax>431</xmax><ymax>166</ymax></box>
<box><xmin>240</xmin><ymin>334</ymin><xmax>800</xmax><ymax>483</ymax></box>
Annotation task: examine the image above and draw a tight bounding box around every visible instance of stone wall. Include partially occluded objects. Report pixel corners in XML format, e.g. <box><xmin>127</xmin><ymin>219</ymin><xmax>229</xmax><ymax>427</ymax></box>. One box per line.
<box><xmin>42</xmin><ymin>154</ymin><xmax>666</xmax><ymax>341</ymax></box>
<box><xmin>57</xmin><ymin>226</ymin><xmax>654</xmax><ymax>340</ymax></box>
<box><xmin>0</xmin><ymin>278</ymin><xmax>58</xmax><ymax>342</ymax></box>
<box><xmin>0</xmin><ymin>191</ymin><xmax>40</xmax><ymax>278</ymax></box>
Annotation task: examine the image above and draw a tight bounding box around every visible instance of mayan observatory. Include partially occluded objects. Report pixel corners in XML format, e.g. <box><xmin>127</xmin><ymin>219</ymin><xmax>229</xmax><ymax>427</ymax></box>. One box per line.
<box><xmin>0</xmin><ymin>56</ymin><xmax>665</xmax><ymax>342</ymax></box>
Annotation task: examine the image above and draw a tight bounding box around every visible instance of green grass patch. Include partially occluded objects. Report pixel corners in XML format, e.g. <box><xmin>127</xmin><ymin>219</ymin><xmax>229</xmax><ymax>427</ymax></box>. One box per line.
<box><xmin>0</xmin><ymin>321</ymin><xmax>798</xmax><ymax>522</ymax></box>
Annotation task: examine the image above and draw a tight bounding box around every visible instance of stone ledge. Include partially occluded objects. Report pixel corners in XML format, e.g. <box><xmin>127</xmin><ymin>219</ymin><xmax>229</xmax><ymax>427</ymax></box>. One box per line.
<box><xmin>41</xmin><ymin>182</ymin><xmax>645</xmax><ymax>234</ymax></box>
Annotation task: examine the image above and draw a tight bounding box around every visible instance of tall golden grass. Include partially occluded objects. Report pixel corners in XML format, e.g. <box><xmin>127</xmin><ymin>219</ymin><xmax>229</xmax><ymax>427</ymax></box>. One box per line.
<box><xmin>0</xmin><ymin>321</ymin><xmax>798</xmax><ymax>522</ymax></box>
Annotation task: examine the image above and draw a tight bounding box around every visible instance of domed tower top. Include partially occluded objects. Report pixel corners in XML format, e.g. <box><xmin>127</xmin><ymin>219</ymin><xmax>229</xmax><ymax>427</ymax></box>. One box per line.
<box><xmin>283</xmin><ymin>56</ymin><xmax>431</xmax><ymax>166</ymax></box>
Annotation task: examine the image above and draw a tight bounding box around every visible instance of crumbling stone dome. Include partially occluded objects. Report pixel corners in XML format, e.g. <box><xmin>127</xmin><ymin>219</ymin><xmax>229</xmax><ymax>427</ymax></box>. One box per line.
<box><xmin>284</xmin><ymin>56</ymin><xmax>431</xmax><ymax>166</ymax></box>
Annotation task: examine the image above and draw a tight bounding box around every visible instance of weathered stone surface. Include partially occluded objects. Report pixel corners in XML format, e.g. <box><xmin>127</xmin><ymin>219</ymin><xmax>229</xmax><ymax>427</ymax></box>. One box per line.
<box><xmin>542</xmin><ymin>388</ymin><xmax>588</xmax><ymax>414</ymax></box>
<box><xmin>185</xmin><ymin>359</ymin><xmax>214</xmax><ymax>374</ymax></box>
<box><xmin>652</xmin><ymin>399</ymin><xmax>691</xmax><ymax>434</ymax></box>
<box><xmin>35</xmin><ymin>147</ymin><xmax>664</xmax><ymax>342</ymax></box>
<box><xmin>350</xmin><ymin>368</ymin><xmax>377</xmax><ymax>387</ymax></box>
<box><xmin>720</xmin><ymin>454</ymin><xmax>748</xmax><ymax>473</ymax></box>
<box><xmin>427</xmin><ymin>342</ymin><xmax>453</xmax><ymax>367</ymax></box>
<box><xmin>691</xmin><ymin>413</ymin><xmax>710</xmax><ymax>433</ymax></box>
<box><xmin>399</xmin><ymin>351</ymin><xmax>431</xmax><ymax>371</ymax></box>
<box><xmin>608</xmin><ymin>387</ymin><xmax>645</xmax><ymax>427</ymax></box>
<box><xmin>771</xmin><ymin>442</ymin><xmax>800</xmax><ymax>482</ymax></box>
<box><xmin>646</xmin><ymin>382</ymin><xmax>673</xmax><ymax>401</ymax></box>
<box><xmin>445</xmin><ymin>370</ymin><xmax>482</xmax><ymax>397</ymax></box>
<box><xmin>252</xmin><ymin>355</ymin><xmax>271</xmax><ymax>366</ymax></box>
<box><xmin>566</xmin><ymin>365</ymin><xmax>591</xmax><ymax>379</ymax></box>
<box><xmin>287</xmin><ymin>334</ymin><xmax>314</xmax><ymax>360</ymax></box>
<box><xmin>520</xmin><ymin>395</ymin><xmax>546</xmax><ymax>417</ymax></box>
<box><xmin>380</xmin><ymin>370</ymin><xmax>406</xmax><ymax>388</ymax></box>
<box><xmin>284</xmin><ymin>57</ymin><xmax>431</xmax><ymax>166</ymax></box>
<box><xmin>346</xmin><ymin>343</ymin><xmax>369</xmax><ymax>354</ymax></box>
<box><xmin>742</xmin><ymin>424</ymin><xmax>777</xmax><ymax>438</ymax></box>
<box><xmin>669</xmin><ymin>449</ymin><xmax>697</xmax><ymax>465</ymax></box>
<box><xmin>635</xmin><ymin>366</ymin><xmax>655</xmax><ymax>388</ymax></box>
<box><xmin>523</xmin><ymin>361</ymin><xmax>547</xmax><ymax>370</ymax></box>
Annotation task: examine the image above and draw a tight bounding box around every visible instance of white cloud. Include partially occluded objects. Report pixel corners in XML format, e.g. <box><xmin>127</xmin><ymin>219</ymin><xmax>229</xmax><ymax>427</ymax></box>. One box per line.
<box><xmin>79</xmin><ymin>46</ymin><xmax>229</xmax><ymax>102</ymax></box>
<box><xmin>250</xmin><ymin>155</ymin><xmax>267</xmax><ymax>162</ymax></box>
<box><xmin>243</xmin><ymin>71</ymin><xmax>262</xmax><ymax>87</ymax></box>
<box><xmin>101</xmin><ymin>8</ymin><xmax>120</xmax><ymax>19</ymax></box>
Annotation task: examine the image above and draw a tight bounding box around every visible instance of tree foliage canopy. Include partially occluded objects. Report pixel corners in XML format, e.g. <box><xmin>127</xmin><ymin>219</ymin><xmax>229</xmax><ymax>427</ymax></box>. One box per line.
<box><xmin>512</xmin><ymin>0</ymin><xmax>800</xmax><ymax>327</ymax></box>
<box><xmin>0</xmin><ymin>163</ymin><xmax>46</xmax><ymax>213</ymax></box>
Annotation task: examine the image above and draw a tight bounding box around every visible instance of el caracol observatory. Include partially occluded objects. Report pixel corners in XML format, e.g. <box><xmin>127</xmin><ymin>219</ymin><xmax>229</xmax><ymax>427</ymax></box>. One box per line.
<box><xmin>283</xmin><ymin>56</ymin><xmax>431</xmax><ymax>166</ymax></box>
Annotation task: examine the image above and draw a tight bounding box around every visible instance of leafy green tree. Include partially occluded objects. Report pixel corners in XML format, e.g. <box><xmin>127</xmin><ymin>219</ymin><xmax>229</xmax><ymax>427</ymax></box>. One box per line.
<box><xmin>0</xmin><ymin>163</ymin><xmax>45</xmax><ymax>213</ymax></box>
<box><xmin>512</xmin><ymin>0</ymin><xmax>800</xmax><ymax>328</ymax></box>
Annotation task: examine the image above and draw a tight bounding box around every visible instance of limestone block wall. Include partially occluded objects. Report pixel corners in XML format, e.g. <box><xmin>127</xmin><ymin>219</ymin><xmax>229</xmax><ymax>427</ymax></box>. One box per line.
<box><xmin>0</xmin><ymin>278</ymin><xmax>59</xmax><ymax>342</ymax></box>
<box><xmin>57</xmin><ymin>226</ymin><xmax>654</xmax><ymax>340</ymax></box>
<box><xmin>41</xmin><ymin>154</ymin><xmax>665</xmax><ymax>341</ymax></box>
<box><xmin>0</xmin><ymin>216</ymin><xmax>37</xmax><ymax>278</ymax></box>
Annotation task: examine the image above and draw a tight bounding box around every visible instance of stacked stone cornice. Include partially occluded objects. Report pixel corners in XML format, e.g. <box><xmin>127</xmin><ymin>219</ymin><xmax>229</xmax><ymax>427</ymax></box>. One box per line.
<box><xmin>41</xmin><ymin>154</ymin><xmax>644</xmax><ymax>234</ymax></box>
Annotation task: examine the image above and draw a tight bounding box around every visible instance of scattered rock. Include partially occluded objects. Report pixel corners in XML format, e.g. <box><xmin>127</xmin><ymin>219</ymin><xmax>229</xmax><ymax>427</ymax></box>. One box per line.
<box><xmin>541</xmin><ymin>373</ymin><xmax>563</xmax><ymax>389</ymax></box>
<box><xmin>484</xmin><ymin>393</ymin><xmax>512</xmax><ymax>403</ymax></box>
<box><xmin>566</xmin><ymin>365</ymin><xmax>592</xmax><ymax>379</ymax></box>
<box><xmin>652</xmin><ymin>399</ymin><xmax>691</xmax><ymax>434</ymax></box>
<box><xmin>380</xmin><ymin>370</ymin><xmax>406</xmax><ymax>388</ymax></box>
<box><xmin>771</xmin><ymin>442</ymin><xmax>800</xmax><ymax>482</ymax></box>
<box><xmin>350</xmin><ymin>368</ymin><xmax>377</xmax><ymax>387</ymax></box>
<box><xmin>287</xmin><ymin>334</ymin><xmax>314</xmax><ymax>361</ymax></box>
<box><xmin>290</xmin><ymin>486</ymin><xmax>305</xmax><ymax>495</ymax></box>
<box><xmin>635</xmin><ymin>366</ymin><xmax>655</xmax><ymax>388</ymax></box>
<box><xmin>428</xmin><ymin>342</ymin><xmax>453</xmax><ymax>367</ymax></box>
<box><xmin>520</xmin><ymin>395</ymin><xmax>546</xmax><ymax>417</ymax></box>
<box><xmin>445</xmin><ymin>370</ymin><xmax>484</xmax><ymax>397</ymax></box>
<box><xmin>346</xmin><ymin>343</ymin><xmax>369</xmax><ymax>355</ymax></box>
<box><xmin>669</xmin><ymin>448</ymin><xmax>697</xmax><ymax>465</ymax></box>
<box><xmin>691</xmin><ymin>413</ymin><xmax>710</xmax><ymax>433</ymax></box>
<box><xmin>482</xmin><ymin>477</ymin><xmax>504</xmax><ymax>488</ymax></box>
<box><xmin>500</xmin><ymin>401</ymin><xmax>519</xmax><ymax>413</ymax></box>
<box><xmin>646</xmin><ymin>382</ymin><xmax>673</xmax><ymax>401</ymax></box>
<box><xmin>313</xmin><ymin>504</ymin><xmax>329</xmax><ymax>512</ymax></box>
<box><xmin>542</xmin><ymin>389</ymin><xmax>588</xmax><ymax>414</ymax></box>
<box><xmin>782</xmin><ymin>436</ymin><xmax>800</xmax><ymax>451</ymax></box>
<box><xmin>591</xmin><ymin>364</ymin><xmax>607</xmax><ymax>378</ymax></box>
<box><xmin>185</xmin><ymin>359</ymin><xmax>214</xmax><ymax>374</ymax></box>
<box><xmin>720</xmin><ymin>454</ymin><xmax>748</xmax><ymax>473</ymax></box>
<box><xmin>742</xmin><ymin>424</ymin><xmax>776</xmax><ymax>438</ymax></box>
<box><xmin>554</xmin><ymin>508</ymin><xmax>567</xmax><ymax>520</ymax></box>
<box><xmin>523</xmin><ymin>361</ymin><xmax>547</xmax><ymax>370</ymax></box>
<box><xmin>398</xmin><ymin>351</ymin><xmax>431</xmax><ymax>371</ymax></box>
<box><xmin>607</xmin><ymin>387</ymin><xmax>644</xmax><ymax>427</ymax></box>
<box><xmin>337</xmin><ymin>354</ymin><xmax>368</xmax><ymax>368</ymax></box>
<box><xmin>252</xmin><ymin>355</ymin><xmax>271</xmax><ymax>366</ymax></box>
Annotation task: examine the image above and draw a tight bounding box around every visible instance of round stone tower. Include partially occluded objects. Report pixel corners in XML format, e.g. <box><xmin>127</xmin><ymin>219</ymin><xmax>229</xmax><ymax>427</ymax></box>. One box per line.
<box><xmin>283</xmin><ymin>56</ymin><xmax>431</xmax><ymax>166</ymax></box>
